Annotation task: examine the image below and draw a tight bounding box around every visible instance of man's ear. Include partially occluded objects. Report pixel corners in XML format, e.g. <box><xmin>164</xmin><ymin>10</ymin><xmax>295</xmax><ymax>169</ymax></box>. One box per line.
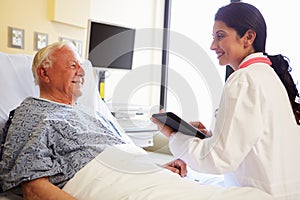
<box><xmin>243</xmin><ymin>29</ymin><xmax>256</xmax><ymax>48</ymax></box>
<box><xmin>37</xmin><ymin>66</ymin><xmax>50</xmax><ymax>83</ymax></box>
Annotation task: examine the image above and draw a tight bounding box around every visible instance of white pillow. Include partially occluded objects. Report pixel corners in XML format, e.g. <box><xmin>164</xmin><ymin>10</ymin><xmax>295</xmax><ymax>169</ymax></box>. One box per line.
<box><xmin>78</xmin><ymin>60</ymin><xmax>133</xmax><ymax>144</ymax></box>
<box><xmin>77</xmin><ymin>60</ymin><xmax>115</xmax><ymax>121</ymax></box>
<box><xmin>0</xmin><ymin>52</ymin><xmax>38</xmax><ymax>129</ymax></box>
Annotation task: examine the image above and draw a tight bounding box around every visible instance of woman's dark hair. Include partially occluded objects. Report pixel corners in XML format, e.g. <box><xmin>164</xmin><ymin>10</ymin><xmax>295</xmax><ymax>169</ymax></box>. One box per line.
<box><xmin>215</xmin><ymin>2</ymin><xmax>300</xmax><ymax>125</ymax></box>
<box><xmin>267</xmin><ymin>54</ymin><xmax>300</xmax><ymax>124</ymax></box>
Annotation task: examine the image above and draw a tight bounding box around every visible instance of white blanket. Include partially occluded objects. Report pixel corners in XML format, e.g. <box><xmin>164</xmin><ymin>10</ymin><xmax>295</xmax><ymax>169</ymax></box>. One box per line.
<box><xmin>63</xmin><ymin>144</ymin><xmax>274</xmax><ymax>200</ymax></box>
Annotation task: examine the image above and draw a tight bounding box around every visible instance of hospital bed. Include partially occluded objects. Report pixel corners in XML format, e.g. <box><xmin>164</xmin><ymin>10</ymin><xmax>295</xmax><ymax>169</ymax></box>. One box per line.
<box><xmin>0</xmin><ymin>52</ymin><xmax>274</xmax><ymax>199</ymax></box>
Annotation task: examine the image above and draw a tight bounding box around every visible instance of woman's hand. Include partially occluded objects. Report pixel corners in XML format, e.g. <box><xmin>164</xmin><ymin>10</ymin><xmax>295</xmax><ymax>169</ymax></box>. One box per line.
<box><xmin>150</xmin><ymin>109</ymin><xmax>175</xmax><ymax>138</ymax></box>
<box><xmin>190</xmin><ymin>121</ymin><xmax>212</xmax><ymax>137</ymax></box>
<box><xmin>150</xmin><ymin>116</ymin><xmax>174</xmax><ymax>138</ymax></box>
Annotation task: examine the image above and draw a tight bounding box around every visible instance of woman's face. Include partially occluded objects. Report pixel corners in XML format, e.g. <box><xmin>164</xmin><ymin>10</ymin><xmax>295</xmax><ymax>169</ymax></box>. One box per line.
<box><xmin>210</xmin><ymin>20</ymin><xmax>249</xmax><ymax>70</ymax></box>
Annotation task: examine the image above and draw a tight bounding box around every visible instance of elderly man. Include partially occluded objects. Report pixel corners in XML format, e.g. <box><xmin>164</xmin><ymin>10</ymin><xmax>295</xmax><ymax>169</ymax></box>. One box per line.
<box><xmin>0</xmin><ymin>41</ymin><xmax>187</xmax><ymax>199</ymax></box>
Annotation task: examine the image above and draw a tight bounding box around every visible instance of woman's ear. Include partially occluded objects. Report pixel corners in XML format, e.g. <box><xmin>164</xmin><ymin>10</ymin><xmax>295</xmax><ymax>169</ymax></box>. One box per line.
<box><xmin>243</xmin><ymin>29</ymin><xmax>256</xmax><ymax>48</ymax></box>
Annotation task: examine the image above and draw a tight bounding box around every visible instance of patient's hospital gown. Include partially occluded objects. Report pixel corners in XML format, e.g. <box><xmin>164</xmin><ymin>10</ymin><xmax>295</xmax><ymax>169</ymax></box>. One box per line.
<box><xmin>0</xmin><ymin>97</ymin><xmax>126</xmax><ymax>191</ymax></box>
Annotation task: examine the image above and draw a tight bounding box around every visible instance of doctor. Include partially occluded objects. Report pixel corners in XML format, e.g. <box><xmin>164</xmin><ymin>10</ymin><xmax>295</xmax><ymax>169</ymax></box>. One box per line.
<box><xmin>152</xmin><ymin>2</ymin><xmax>300</xmax><ymax>200</ymax></box>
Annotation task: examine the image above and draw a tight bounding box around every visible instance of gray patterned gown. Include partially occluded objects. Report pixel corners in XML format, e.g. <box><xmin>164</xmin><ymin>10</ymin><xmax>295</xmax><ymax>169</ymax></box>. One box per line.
<box><xmin>0</xmin><ymin>97</ymin><xmax>126</xmax><ymax>191</ymax></box>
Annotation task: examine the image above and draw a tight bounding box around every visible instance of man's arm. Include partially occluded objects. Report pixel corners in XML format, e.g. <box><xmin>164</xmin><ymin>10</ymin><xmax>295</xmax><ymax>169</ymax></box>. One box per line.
<box><xmin>22</xmin><ymin>177</ymin><xmax>76</xmax><ymax>200</ymax></box>
<box><xmin>162</xmin><ymin>159</ymin><xmax>187</xmax><ymax>177</ymax></box>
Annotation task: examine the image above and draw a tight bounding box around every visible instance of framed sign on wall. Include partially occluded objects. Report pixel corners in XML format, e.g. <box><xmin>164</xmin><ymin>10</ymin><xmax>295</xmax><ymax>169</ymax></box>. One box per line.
<box><xmin>34</xmin><ymin>32</ymin><xmax>48</xmax><ymax>51</ymax></box>
<box><xmin>8</xmin><ymin>27</ymin><xmax>24</xmax><ymax>49</ymax></box>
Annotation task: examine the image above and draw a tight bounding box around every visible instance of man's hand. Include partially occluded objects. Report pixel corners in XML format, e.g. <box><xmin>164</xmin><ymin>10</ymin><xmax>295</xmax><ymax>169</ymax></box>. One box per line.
<box><xmin>162</xmin><ymin>159</ymin><xmax>187</xmax><ymax>177</ymax></box>
<box><xmin>22</xmin><ymin>177</ymin><xmax>76</xmax><ymax>200</ymax></box>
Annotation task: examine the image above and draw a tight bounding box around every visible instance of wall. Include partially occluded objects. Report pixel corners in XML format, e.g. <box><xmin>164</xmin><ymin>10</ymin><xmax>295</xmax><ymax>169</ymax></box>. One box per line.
<box><xmin>51</xmin><ymin>0</ymin><xmax>90</xmax><ymax>28</ymax></box>
<box><xmin>89</xmin><ymin>0</ymin><xmax>165</xmax><ymax>108</ymax></box>
<box><xmin>0</xmin><ymin>0</ymin><xmax>89</xmax><ymax>56</ymax></box>
<box><xmin>0</xmin><ymin>0</ymin><xmax>165</xmax><ymax>108</ymax></box>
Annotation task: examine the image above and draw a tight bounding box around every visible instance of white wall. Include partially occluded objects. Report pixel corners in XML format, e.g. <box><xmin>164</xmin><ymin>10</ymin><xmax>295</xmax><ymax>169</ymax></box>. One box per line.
<box><xmin>167</xmin><ymin>1</ymin><xmax>228</xmax><ymax>126</ymax></box>
<box><xmin>89</xmin><ymin>0</ymin><xmax>165</xmax><ymax>111</ymax></box>
<box><xmin>242</xmin><ymin>0</ymin><xmax>300</xmax><ymax>94</ymax></box>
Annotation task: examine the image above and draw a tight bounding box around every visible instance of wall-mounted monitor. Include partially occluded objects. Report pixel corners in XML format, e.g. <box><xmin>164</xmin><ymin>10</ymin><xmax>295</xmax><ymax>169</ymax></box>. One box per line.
<box><xmin>86</xmin><ymin>20</ymin><xmax>135</xmax><ymax>70</ymax></box>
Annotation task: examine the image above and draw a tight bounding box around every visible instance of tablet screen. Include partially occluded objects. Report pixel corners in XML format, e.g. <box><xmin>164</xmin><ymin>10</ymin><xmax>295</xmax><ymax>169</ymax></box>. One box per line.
<box><xmin>152</xmin><ymin>112</ymin><xmax>207</xmax><ymax>139</ymax></box>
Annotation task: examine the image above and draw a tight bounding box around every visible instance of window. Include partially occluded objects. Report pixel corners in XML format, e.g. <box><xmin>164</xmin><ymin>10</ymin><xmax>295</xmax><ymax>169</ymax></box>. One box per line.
<box><xmin>166</xmin><ymin>0</ymin><xmax>230</xmax><ymax>126</ymax></box>
<box><xmin>164</xmin><ymin>0</ymin><xmax>300</xmax><ymax>126</ymax></box>
<box><xmin>242</xmin><ymin>0</ymin><xmax>300</xmax><ymax>90</ymax></box>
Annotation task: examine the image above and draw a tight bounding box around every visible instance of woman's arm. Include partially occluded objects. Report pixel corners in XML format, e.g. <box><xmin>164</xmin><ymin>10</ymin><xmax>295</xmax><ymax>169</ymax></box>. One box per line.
<box><xmin>22</xmin><ymin>177</ymin><xmax>76</xmax><ymax>200</ymax></box>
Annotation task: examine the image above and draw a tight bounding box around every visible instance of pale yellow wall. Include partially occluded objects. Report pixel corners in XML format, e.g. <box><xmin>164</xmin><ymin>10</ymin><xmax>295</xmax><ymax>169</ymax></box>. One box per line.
<box><xmin>90</xmin><ymin>0</ymin><xmax>163</xmax><ymax>28</ymax></box>
<box><xmin>0</xmin><ymin>0</ymin><xmax>90</xmax><ymax>56</ymax></box>
<box><xmin>0</xmin><ymin>0</ymin><xmax>164</xmax><ymax>107</ymax></box>
<box><xmin>52</xmin><ymin>0</ymin><xmax>90</xmax><ymax>28</ymax></box>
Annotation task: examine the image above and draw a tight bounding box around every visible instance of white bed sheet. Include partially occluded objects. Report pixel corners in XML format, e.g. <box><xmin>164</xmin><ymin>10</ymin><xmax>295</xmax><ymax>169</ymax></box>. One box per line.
<box><xmin>63</xmin><ymin>144</ymin><xmax>274</xmax><ymax>200</ymax></box>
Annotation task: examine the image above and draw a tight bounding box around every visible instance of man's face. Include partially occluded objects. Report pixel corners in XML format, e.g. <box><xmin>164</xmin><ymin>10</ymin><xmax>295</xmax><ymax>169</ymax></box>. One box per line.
<box><xmin>41</xmin><ymin>47</ymin><xmax>85</xmax><ymax>104</ymax></box>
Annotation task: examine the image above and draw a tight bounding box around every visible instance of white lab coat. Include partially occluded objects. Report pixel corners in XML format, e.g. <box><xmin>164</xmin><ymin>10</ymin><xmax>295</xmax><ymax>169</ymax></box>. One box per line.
<box><xmin>169</xmin><ymin>53</ymin><xmax>300</xmax><ymax>199</ymax></box>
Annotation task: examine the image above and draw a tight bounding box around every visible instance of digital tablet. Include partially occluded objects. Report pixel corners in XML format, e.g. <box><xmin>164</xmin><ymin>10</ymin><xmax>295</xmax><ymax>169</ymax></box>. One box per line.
<box><xmin>152</xmin><ymin>112</ymin><xmax>208</xmax><ymax>139</ymax></box>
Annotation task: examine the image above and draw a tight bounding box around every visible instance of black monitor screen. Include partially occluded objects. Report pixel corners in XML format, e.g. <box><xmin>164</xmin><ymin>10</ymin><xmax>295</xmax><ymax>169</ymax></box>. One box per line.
<box><xmin>87</xmin><ymin>20</ymin><xmax>135</xmax><ymax>70</ymax></box>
